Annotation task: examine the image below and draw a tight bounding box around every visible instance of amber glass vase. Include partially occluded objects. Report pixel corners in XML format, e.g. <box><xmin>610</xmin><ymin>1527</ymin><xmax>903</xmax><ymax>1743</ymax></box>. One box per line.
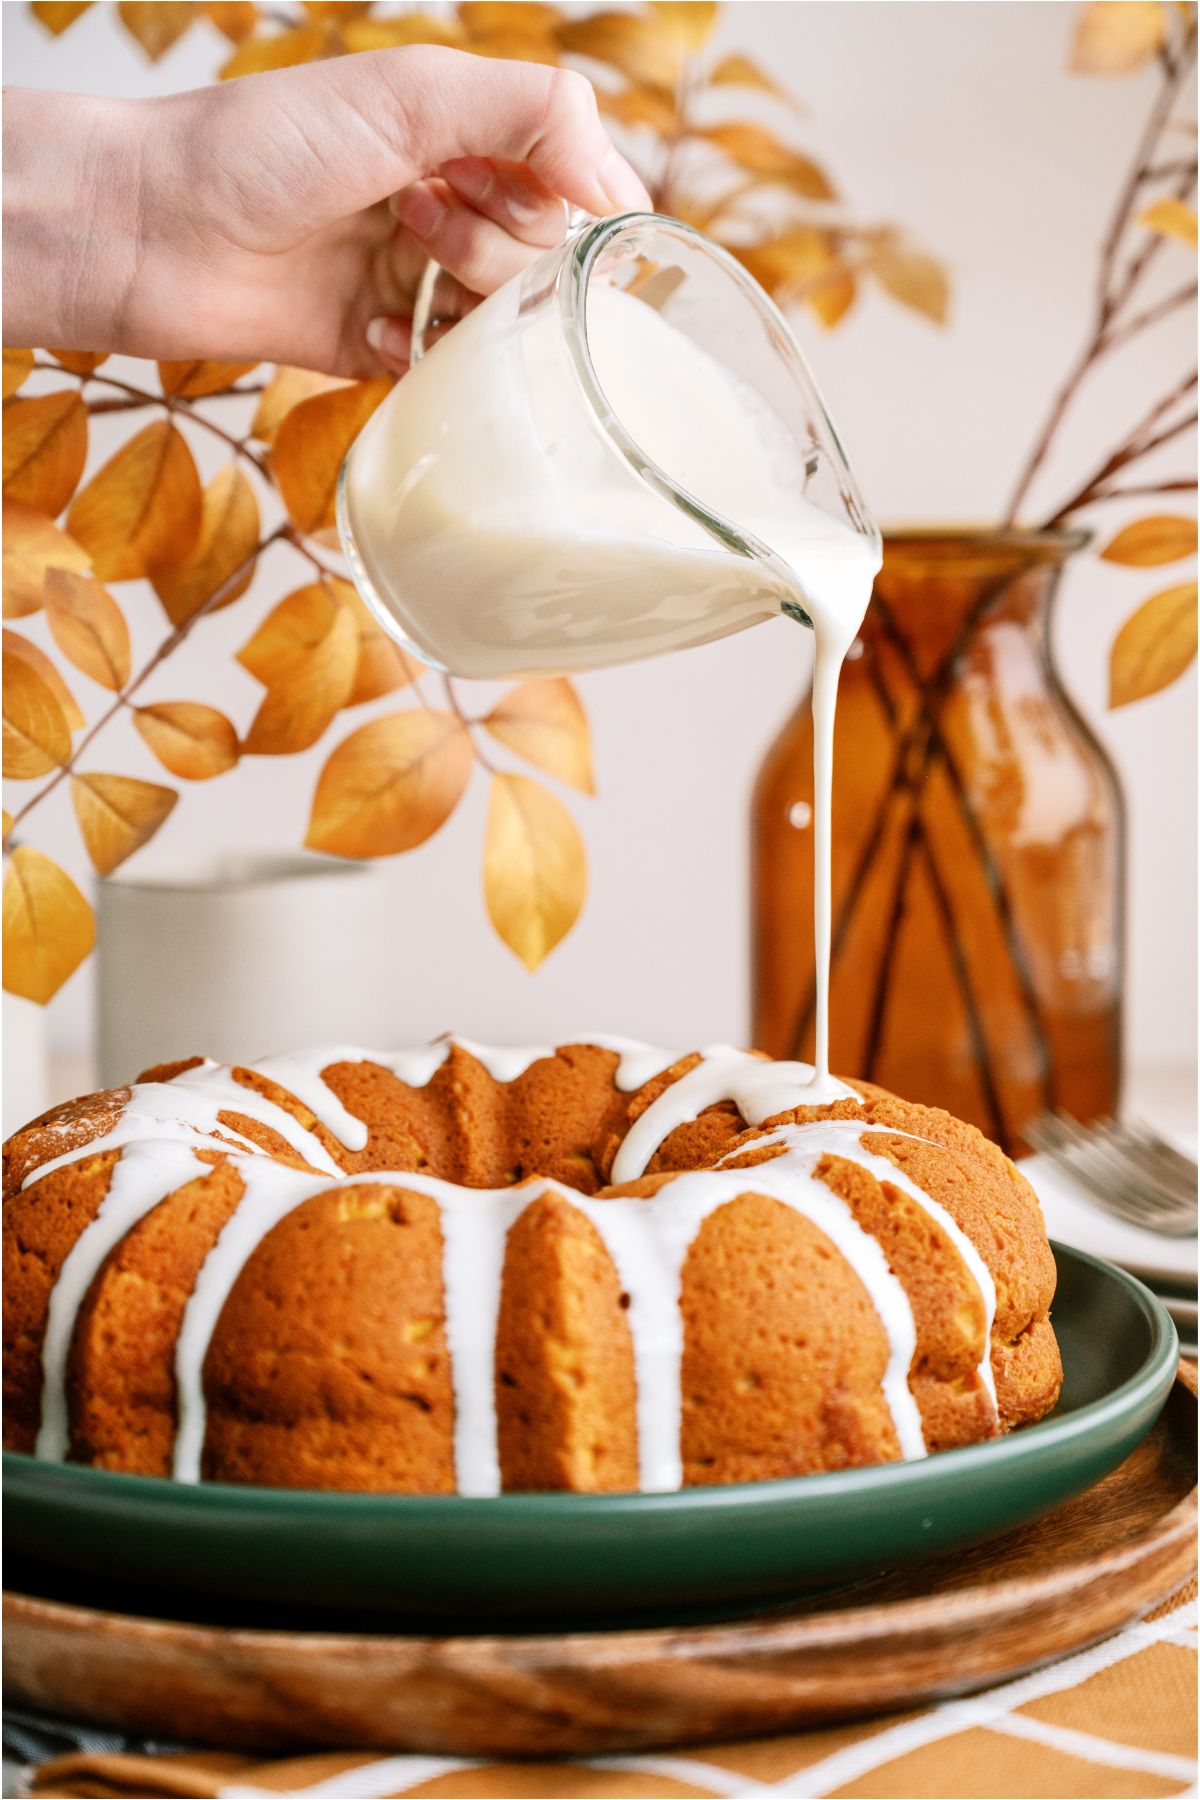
<box><xmin>751</xmin><ymin>529</ymin><xmax>1125</xmax><ymax>1155</ymax></box>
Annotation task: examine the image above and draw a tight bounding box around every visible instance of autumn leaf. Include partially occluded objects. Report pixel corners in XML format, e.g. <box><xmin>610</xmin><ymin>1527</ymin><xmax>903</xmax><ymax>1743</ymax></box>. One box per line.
<box><xmin>485</xmin><ymin>678</ymin><xmax>594</xmax><ymax>793</ymax></box>
<box><xmin>3</xmin><ymin>351</ymin><xmax>34</xmax><ymax>400</ymax></box>
<box><xmin>134</xmin><ymin>702</ymin><xmax>240</xmax><ymax>780</ymax></box>
<box><xmin>1138</xmin><ymin>197</ymin><xmax>1199</xmax><ymax>246</ymax></box>
<box><xmin>558</xmin><ymin>10</ymin><xmax>682</xmax><ymax>89</ymax></box>
<box><xmin>151</xmin><ymin>464</ymin><xmax>261</xmax><ymax>626</ymax></box>
<box><xmin>48</xmin><ymin>350</ymin><xmax>107</xmax><ymax>376</ymax></box>
<box><xmin>2</xmin><ymin>501</ymin><xmax>90</xmax><ymax>619</ymax></box>
<box><xmin>733</xmin><ymin>229</ymin><xmax>855</xmax><ymax>323</ymax></box>
<box><xmin>484</xmin><ymin>772</ymin><xmax>586</xmax><ymax>969</ymax></box>
<box><xmin>736</xmin><ymin>228</ymin><xmax>830</xmax><ymax>287</ymax></box>
<box><xmin>3</xmin><ymin>629</ymin><xmax>84</xmax><ymax>730</ymax></box>
<box><xmin>344</xmin><ymin>591</ymin><xmax>422</xmax><ymax>704</ymax></box>
<box><xmin>43</xmin><ymin>569</ymin><xmax>132</xmax><ymax>691</ymax></box>
<box><xmin>205</xmin><ymin>0</ymin><xmax>259</xmax><ymax>40</ymax></box>
<box><xmin>649</xmin><ymin>1</ymin><xmax>717</xmax><ymax>49</ymax></box>
<box><xmin>3</xmin><ymin>648</ymin><xmax>71</xmax><ymax>778</ymax></box>
<box><xmin>71</xmin><ymin>772</ymin><xmax>178</xmax><ymax>875</ymax></box>
<box><xmin>238</xmin><ymin>578</ymin><xmax>417</xmax><ymax>705</ymax></box>
<box><xmin>1070</xmin><ymin>0</ymin><xmax>1167</xmax><ymax>71</ymax></box>
<box><xmin>306</xmin><ymin>710</ymin><xmax>473</xmax><ymax>857</ymax></box>
<box><xmin>3</xmin><ymin>391</ymin><xmax>88</xmax><ymax>516</ymax></box>
<box><xmin>250</xmin><ymin>366</ymin><xmax>347</xmax><ymax>443</ymax></box>
<box><xmin>303</xmin><ymin>0</ymin><xmax>371</xmax><ymax>13</ymax></box>
<box><xmin>871</xmin><ymin>244</ymin><xmax>950</xmax><ymax>324</ymax></box>
<box><xmin>237</xmin><ymin>584</ymin><xmax>337</xmax><ymax>684</ymax></box>
<box><xmin>1110</xmin><ymin>581</ymin><xmax>1198</xmax><ymax>706</ymax></box>
<box><xmin>597</xmin><ymin>83</ymin><xmax>679</xmax><ymax>133</ymax></box>
<box><xmin>3</xmin><ymin>846</ymin><xmax>95</xmax><ymax>1004</ymax></box>
<box><xmin>117</xmin><ymin>1</ymin><xmax>195</xmax><ymax>58</ymax></box>
<box><xmin>271</xmin><ymin>379</ymin><xmax>391</xmax><ymax>534</ymax></box>
<box><xmin>30</xmin><ymin>2</ymin><xmax>92</xmax><ymax>33</ymax></box>
<box><xmin>66</xmin><ymin>419</ymin><xmax>202</xmax><ymax>581</ymax></box>
<box><xmin>811</xmin><ymin>268</ymin><xmax>858</xmax><ymax>328</ymax></box>
<box><xmin>695</xmin><ymin>123</ymin><xmax>835</xmax><ymax>198</ymax></box>
<box><xmin>460</xmin><ymin>0</ymin><xmax>560</xmax><ymax>56</ymax></box>
<box><xmin>459</xmin><ymin>1</ymin><xmax>559</xmax><ymax>29</ymax></box>
<box><xmin>343</xmin><ymin>13</ymin><xmax>467</xmax><ymax>49</ymax></box>
<box><xmin>1101</xmin><ymin>514</ymin><xmax>1197</xmax><ymax>566</ymax></box>
<box><xmin>220</xmin><ymin>24</ymin><xmax>325</xmax><ymax>76</ymax></box>
<box><xmin>468</xmin><ymin>27</ymin><xmax>560</xmax><ymax>62</ymax></box>
<box><xmin>158</xmin><ymin>359</ymin><xmax>260</xmax><ymax>399</ymax></box>
<box><xmin>241</xmin><ymin>604</ymin><xmax>359</xmax><ymax>754</ymax></box>
<box><xmin>709</xmin><ymin>53</ymin><xmax>796</xmax><ymax>103</ymax></box>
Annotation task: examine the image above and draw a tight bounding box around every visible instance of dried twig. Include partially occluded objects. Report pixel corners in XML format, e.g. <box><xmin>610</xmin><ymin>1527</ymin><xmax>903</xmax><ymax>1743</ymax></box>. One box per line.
<box><xmin>1003</xmin><ymin>17</ymin><xmax>1198</xmax><ymax>526</ymax></box>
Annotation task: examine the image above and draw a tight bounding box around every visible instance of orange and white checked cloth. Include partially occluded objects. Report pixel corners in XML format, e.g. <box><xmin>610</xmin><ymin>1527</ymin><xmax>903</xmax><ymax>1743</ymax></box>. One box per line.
<box><xmin>14</xmin><ymin>1582</ymin><xmax>1197</xmax><ymax>1800</ymax></box>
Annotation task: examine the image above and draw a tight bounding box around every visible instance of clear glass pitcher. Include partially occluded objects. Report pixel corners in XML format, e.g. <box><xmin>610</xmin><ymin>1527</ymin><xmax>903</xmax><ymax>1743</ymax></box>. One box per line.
<box><xmin>337</xmin><ymin>211</ymin><xmax>878</xmax><ymax>681</ymax></box>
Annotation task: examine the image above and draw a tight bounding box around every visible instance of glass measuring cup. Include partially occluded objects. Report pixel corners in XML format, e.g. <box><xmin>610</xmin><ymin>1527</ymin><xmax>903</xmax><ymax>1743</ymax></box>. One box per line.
<box><xmin>336</xmin><ymin>211</ymin><xmax>880</xmax><ymax>681</ymax></box>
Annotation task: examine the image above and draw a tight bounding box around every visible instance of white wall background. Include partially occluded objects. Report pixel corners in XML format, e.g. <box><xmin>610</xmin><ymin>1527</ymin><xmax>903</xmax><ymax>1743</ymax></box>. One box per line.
<box><xmin>4</xmin><ymin>0</ymin><xmax>1196</xmax><ymax>1076</ymax></box>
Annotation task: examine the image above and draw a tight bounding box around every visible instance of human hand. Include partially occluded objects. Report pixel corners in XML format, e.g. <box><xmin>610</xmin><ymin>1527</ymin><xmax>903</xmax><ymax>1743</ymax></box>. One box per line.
<box><xmin>2</xmin><ymin>51</ymin><xmax>650</xmax><ymax>376</ymax></box>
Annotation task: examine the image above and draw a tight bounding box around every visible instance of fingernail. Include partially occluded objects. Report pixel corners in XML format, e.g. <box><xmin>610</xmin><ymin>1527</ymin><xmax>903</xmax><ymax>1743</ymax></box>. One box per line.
<box><xmin>366</xmin><ymin>317</ymin><xmax>408</xmax><ymax>361</ymax></box>
<box><xmin>458</xmin><ymin>162</ymin><xmax>543</xmax><ymax>226</ymax></box>
<box><xmin>447</xmin><ymin>159</ymin><xmax>494</xmax><ymax>205</ymax></box>
<box><xmin>598</xmin><ymin>144</ymin><xmax>651</xmax><ymax>214</ymax></box>
<box><xmin>395</xmin><ymin>184</ymin><xmax>446</xmax><ymax>239</ymax></box>
<box><xmin>504</xmin><ymin>187</ymin><xmax>545</xmax><ymax>228</ymax></box>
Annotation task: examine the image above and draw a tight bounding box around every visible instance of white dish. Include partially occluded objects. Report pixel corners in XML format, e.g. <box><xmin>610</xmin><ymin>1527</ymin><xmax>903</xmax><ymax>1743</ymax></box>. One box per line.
<box><xmin>1019</xmin><ymin>1151</ymin><xmax>1196</xmax><ymax>1291</ymax></box>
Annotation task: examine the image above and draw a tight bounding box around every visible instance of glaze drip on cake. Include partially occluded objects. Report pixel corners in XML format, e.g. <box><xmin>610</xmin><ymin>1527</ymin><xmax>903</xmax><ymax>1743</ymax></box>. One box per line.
<box><xmin>4</xmin><ymin>1038</ymin><xmax>1063</xmax><ymax>1495</ymax></box>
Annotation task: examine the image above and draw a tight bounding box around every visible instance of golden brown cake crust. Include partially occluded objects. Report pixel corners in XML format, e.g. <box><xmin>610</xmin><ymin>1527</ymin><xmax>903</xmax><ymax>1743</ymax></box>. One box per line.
<box><xmin>202</xmin><ymin>1183</ymin><xmax>456</xmax><ymax>1492</ymax></box>
<box><xmin>3</xmin><ymin>1044</ymin><xmax>1062</xmax><ymax>1492</ymax></box>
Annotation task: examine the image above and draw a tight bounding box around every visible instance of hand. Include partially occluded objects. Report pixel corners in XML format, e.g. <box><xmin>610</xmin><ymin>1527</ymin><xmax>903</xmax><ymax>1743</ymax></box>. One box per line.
<box><xmin>2</xmin><ymin>51</ymin><xmax>650</xmax><ymax>377</ymax></box>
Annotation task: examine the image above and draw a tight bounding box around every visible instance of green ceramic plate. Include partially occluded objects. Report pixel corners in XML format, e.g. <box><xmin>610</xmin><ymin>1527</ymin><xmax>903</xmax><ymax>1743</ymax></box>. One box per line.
<box><xmin>3</xmin><ymin>1245</ymin><xmax>1178</xmax><ymax>1625</ymax></box>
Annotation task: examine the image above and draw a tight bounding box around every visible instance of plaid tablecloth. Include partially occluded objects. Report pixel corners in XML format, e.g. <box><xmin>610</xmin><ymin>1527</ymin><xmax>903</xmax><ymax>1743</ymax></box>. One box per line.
<box><xmin>6</xmin><ymin>1580</ymin><xmax>1196</xmax><ymax>1800</ymax></box>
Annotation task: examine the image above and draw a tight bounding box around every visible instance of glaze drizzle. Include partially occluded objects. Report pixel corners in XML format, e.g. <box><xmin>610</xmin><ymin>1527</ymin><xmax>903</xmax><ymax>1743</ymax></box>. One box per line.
<box><xmin>22</xmin><ymin>1038</ymin><xmax>998</xmax><ymax>1491</ymax></box>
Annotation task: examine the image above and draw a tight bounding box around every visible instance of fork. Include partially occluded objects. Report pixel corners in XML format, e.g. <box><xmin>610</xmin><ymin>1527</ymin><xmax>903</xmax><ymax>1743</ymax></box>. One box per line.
<box><xmin>1024</xmin><ymin>1112</ymin><xmax>1198</xmax><ymax>1239</ymax></box>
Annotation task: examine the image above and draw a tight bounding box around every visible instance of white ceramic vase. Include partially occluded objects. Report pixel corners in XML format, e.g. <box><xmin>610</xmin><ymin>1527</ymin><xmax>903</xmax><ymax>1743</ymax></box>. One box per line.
<box><xmin>95</xmin><ymin>854</ymin><xmax>396</xmax><ymax>1086</ymax></box>
<box><xmin>3</xmin><ymin>991</ymin><xmax>49</xmax><ymax>1138</ymax></box>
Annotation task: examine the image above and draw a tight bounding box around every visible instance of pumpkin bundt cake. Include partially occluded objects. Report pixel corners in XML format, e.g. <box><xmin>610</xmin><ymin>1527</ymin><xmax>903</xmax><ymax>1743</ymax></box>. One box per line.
<box><xmin>3</xmin><ymin>1037</ymin><xmax>1062</xmax><ymax>1493</ymax></box>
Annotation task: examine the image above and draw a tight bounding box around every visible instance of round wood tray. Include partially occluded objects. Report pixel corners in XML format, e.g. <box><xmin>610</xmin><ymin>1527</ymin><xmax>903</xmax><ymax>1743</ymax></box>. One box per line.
<box><xmin>5</xmin><ymin>1366</ymin><xmax>1195</xmax><ymax>1758</ymax></box>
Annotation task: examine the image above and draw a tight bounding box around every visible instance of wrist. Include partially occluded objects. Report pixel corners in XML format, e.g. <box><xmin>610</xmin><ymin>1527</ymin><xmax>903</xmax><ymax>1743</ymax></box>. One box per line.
<box><xmin>3</xmin><ymin>90</ymin><xmax>155</xmax><ymax>354</ymax></box>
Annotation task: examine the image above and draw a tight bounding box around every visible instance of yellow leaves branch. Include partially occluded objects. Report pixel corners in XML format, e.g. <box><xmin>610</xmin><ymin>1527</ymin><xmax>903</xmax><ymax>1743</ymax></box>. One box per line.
<box><xmin>306</xmin><ymin>711</ymin><xmax>475</xmax><ymax>858</ymax></box>
<box><xmin>1102</xmin><ymin>514</ymin><xmax>1197</xmax><ymax>708</ymax></box>
<box><xmin>71</xmin><ymin>772</ymin><xmax>178</xmax><ymax>876</ymax></box>
<box><xmin>1110</xmin><ymin>580</ymin><xmax>1198</xmax><ymax>705</ymax></box>
<box><xmin>1070</xmin><ymin>1</ymin><xmax>1169</xmax><ymax>74</ymax></box>
<box><xmin>3</xmin><ymin>525</ymin><xmax>285</xmax><ymax>851</ymax></box>
<box><xmin>1005</xmin><ymin>0</ymin><xmax>1196</xmax><ymax>525</ymax></box>
<box><xmin>484</xmin><ymin>774</ymin><xmax>587</xmax><ymax>970</ymax></box>
<box><xmin>3</xmin><ymin>846</ymin><xmax>94</xmax><ymax>1005</ymax></box>
<box><xmin>296</xmin><ymin>671</ymin><xmax>595</xmax><ymax>967</ymax></box>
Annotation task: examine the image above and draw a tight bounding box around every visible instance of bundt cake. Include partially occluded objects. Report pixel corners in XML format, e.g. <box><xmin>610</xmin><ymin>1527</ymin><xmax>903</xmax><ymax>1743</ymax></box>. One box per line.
<box><xmin>3</xmin><ymin>1037</ymin><xmax>1062</xmax><ymax>1493</ymax></box>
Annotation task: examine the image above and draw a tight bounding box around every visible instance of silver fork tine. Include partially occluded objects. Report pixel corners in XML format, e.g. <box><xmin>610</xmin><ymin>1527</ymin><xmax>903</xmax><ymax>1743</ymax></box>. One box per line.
<box><xmin>1087</xmin><ymin>1122</ymin><xmax>1198</xmax><ymax>1217</ymax></box>
<box><xmin>1024</xmin><ymin>1110</ymin><xmax>1198</xmax><ymax>1238</ymax></box>
<box><xmin>1073</xmin><ymin>1145</ymin><xmax>1196</xmax><ymax>1232</ymax></box>
<box><xmin>1099</xmin><ymin>1119</ymin><xmax>1198</xmax><ymax>1200</ymax></box>
<box><xmin>1112</xmin><ymin>1118</ymin><xmax>1198</xmax><ymax>1181</ymax></box>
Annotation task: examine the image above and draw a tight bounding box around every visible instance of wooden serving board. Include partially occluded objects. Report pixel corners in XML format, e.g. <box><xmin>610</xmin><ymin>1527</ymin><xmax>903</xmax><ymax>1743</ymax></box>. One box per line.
<box><xmin>5</xmin><ymin>1367</ymin><xmax>1195</xmax><ymax>1760</ymax></box>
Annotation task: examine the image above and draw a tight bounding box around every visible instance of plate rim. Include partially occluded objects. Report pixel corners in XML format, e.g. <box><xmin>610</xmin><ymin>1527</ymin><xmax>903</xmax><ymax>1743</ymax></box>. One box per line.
<box><xmin>4</xmin><ymin>1371</ymin><xmax>1196</xmax><ymax>1660</ymax></box>
<box><xmin>3</xmin><ymin>1242</ymin><xmax>1179</xmax><ymax>1519</ymax></box>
